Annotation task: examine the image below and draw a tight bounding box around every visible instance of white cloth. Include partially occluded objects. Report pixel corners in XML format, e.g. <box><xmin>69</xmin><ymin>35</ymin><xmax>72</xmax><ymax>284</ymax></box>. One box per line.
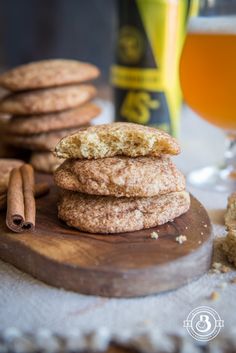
<box><xmin>0</xmin><ymin>103</ymin><xmax>235</xmax><ymax>338</ymax></box>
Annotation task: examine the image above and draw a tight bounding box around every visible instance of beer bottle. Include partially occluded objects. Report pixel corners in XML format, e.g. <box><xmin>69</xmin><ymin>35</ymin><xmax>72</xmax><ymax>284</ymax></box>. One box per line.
<box><xmin>111</xmin><ymin>0</ymin><xmax>195</xmax><ymax>136</ymax></box>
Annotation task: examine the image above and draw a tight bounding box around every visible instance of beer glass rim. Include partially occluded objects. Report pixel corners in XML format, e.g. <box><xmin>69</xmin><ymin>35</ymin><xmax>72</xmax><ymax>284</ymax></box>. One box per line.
<box><xmin>187</xmin><ymin>15</ymin><xmax>236</xmax><ymax>34</ymax></box>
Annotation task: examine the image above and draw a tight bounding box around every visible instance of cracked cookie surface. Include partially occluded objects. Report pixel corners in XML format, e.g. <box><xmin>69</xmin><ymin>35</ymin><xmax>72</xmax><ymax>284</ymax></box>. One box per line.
<box><xmin>0</xmin><ymin>59</ymin><xmax>100</xmax><ymax>91</ymax></box>
<box><xmin>4</xmin><ymin>103</ymin><xmax>100</xmax><ymax>135</ymax></box>
<box><xmin>3</xmin><ymin>127</ymin><xmax>83</xmax><ymax>151</ymax></box>
<box><xmin>58</xmin><ymin>190</ymin><xmax>190</xmax><ymax>234</ymax></box>
<box><xmin>0</xmin><ymin>85</ymin><xmax>96</xmax><ymax>115</ymax></box>
<box><xmin>55</xmin><ymin>122</ymin><xmax>180</xmax><ymax>159</ymax></box>
<box><xmin>54</xmin><ymin>156</ymin><xmax>185</xmax><ymax>197</ymax></box>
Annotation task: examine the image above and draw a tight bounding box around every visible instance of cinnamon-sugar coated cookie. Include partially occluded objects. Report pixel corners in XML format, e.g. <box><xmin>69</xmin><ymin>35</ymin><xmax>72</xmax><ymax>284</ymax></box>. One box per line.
<box><xmin>0</xmin><ymin>85</ymin><xmax>97</xmax><ymax>115</ymax></box>
<box><xmin>55</xmin><ymin>122</ymin><xmax>180</xmax><ymax>159</ymax></box>
<box><xmin>4</xmin><ymin>103</ymin><xmax>101</xmax><ymax>135</ymax></box>
<box><xmin>54</xmin><ymin>156</ymin><xmax>185</xmax><ymax>197</ymax></box>
<box><xmin>222</xmin><ymin>231</ymin><xmax>236</xmax><ymax>268</ymax></box>
<box><xmin>0</xmin><ymin>59</ymin><xmax>100</xmax><ymax>91</ymax></box>
<box><xmin>3</xmin><ymin>127</ymin><xmax>81</xmax><ymax>151</ymax></box>
<box><xmin>58</xmin><ymin>190</ymin><xmax>190</xmax><ymax>234</ymax></box>
<box><xmin>0</xmin><ymin>158</ymin><xmax>24</xmax><ymax>194</ymax></box>
<box><xmin>30</xmin><ymin>152</ymin><xmax>64</xmax><ymax>173</ymax></box>
<box><xmin>222</xmin><ymin>192</ymin><xmax>236</xmax><ymax>267</ymax></box>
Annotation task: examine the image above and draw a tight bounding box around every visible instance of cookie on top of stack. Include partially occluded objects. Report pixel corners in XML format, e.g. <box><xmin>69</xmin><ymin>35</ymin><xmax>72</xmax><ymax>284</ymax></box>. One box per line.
<box><xmin>0</xmin><ymin>59</ymin><xmax>101</xmax><ymax>173</ymax></box>
<box><xmin>54</xmin><ymin>122</ymin><xmax>190</xmax><ymax>234</ymax></box>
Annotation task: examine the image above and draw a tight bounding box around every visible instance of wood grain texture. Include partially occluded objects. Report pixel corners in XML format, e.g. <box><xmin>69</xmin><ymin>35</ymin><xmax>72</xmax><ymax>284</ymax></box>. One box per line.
<box><xmin>0</xmin><ymin>175</ymin><xmax>213</xmax><ymax>298</ymax></box>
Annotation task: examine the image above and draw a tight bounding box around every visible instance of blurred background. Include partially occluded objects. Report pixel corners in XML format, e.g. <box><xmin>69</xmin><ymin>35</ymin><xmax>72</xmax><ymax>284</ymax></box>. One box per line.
<box><xmin>0</xmin><ymin>0</ymin><xmax>116</xmax><ymax>85</ymax></box>
<box><xmin>1</xmin><ymin>0</ymin><xmax>235</xmax><ymax>88</ymax></box>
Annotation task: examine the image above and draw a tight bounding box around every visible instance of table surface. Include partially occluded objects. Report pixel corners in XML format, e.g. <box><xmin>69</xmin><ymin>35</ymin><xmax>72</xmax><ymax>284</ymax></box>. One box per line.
<box><xmin>0</xmin><ymin>102</ymin><xmax>235</xmax><ymax>346</ymax></box>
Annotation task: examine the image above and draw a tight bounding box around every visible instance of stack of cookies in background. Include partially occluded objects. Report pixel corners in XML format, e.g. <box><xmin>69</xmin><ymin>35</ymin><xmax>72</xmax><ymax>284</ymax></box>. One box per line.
<box><xmin>222</xmin><ymin>193</ymin><xmax>236</xmax><ymax>268</ymax></box>
<box><xmin>0</xmin><ymin>59</ymin><xmax>101</xmax><ymax>173</ymax></box>
<box><xmin>54</xmin><ymin>123</ymin><xmax>190</xmax><ymax>234</ymax></box>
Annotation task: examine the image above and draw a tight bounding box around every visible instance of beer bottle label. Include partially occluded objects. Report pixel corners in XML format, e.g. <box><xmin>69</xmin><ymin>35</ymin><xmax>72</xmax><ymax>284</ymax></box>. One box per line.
<box><xmin>111</xmin><ymin>0</ymin><xmax>188</xmax><ymax>136</ymax></box>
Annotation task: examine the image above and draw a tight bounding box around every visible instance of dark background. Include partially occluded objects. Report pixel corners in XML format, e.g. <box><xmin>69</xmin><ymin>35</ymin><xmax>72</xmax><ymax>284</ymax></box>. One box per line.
<box><xmin>0</xmin><ymin>0</ymin><xmax>235</xmax><ymax>86</ymax></box>
<box><xmin>0</xmin><ymin>0</ymin><xmax>117</xmax><ymax>84</ymax></box>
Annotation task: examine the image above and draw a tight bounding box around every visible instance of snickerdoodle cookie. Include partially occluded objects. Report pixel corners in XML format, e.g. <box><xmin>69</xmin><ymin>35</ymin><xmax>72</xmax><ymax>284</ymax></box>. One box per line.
<box><xmin>55</xmin><ymin>122</ymin><xmax>180</xmax><ymax>159</ymax></box>
<box><xmin>30</xmin><ymin>152</ymin><xmax>63</xmax><ymax>173</ymax></box>
<box><xmin>58</xmin><ymin>190</ymin><xmax>190</xmax><ymax>234</ymax></box>
<box><xmin>54</xmin><ymin>156</ymin><xmax>185</xmax><ymax>197</ymax></box>
<box><xmin>222</xmin><ymin>230</ymin><xmax>236</xmax><ymax>267</ymax></box>
<box><xmin>222</xmin><ymin>192</ymin><xmax>236</xmax><ymax>267</ymax></box>
<box><xmin>0</xmin><ymin>85</ymin><xmax>96</xmax><ymax>115</ymax></box>
<box><xmin>0</xmin><ymin>59</ymin><xmax>100</xmax><ymax>91</ymax></box>
<box><xmin>4</xmin><ymin>103</ymin><xmax>101</xmax><ymax>135</ymax></box>
<box><xmin>3</xmin><ymin>127</ymin><xmax>80</xmax><ymax>151</ymax></box>
<box><xmin>0</xmin><ymin>158</ymin><xmax>24</xmax><ymax>194</ymax></box>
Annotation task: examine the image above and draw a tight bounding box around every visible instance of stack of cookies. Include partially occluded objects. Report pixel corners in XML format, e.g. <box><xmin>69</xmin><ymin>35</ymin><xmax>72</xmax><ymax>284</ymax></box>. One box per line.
<box><xmin>0</xmin><ymin>59</ymin><xmax>101</xmax><ymax>173</ymax></box>
<box><xmin>54</xmin><ymin>123</ymin><xmax>190</xmax><ymax>234</ymax></box>
<box><xmin>222</xmin><ymin>193</ymin><xmax>236</xmax><ymax>268</ymax></box>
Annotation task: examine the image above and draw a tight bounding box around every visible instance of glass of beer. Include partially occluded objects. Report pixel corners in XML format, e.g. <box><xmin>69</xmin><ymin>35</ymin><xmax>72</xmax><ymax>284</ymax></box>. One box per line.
<box><xmin>180</xmin><ymin>0</ymin><xmax>236</xmax><ymax>191</ymax></box>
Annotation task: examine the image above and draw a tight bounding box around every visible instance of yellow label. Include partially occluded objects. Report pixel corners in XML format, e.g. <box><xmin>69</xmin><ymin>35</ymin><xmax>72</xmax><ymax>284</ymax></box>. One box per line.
<box><xmin>188</xmin><ymin>0</ymin><xmax>200</xmax><ymax>18</ymax></box>
<box><xmin>111</xmin><ymin>66</ymin><xmax>164</xmax><ymax>91</ymax></box>
<box><xmin>121</xmin><ymin>91</ymin><xmax>160</xmax><ymax>124</ymax></box>
<box><xmin>136</xmin><ymin>0</ymin><xmax>186</xmax><ymax>135</ymax></box>
<box><xmin>112</xmin><ymin>0</ymin><xmax>191</xmax><ymax>136</ymax></box>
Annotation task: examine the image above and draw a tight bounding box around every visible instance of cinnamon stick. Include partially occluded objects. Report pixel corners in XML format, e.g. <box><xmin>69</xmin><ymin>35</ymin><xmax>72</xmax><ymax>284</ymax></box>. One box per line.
<box><xmin>0</xmin><ymin>182</ymin><xmax>50</xmax><ymax>211</ymax></box>
<box><xmin>6</xmin><ymin>164</ymin><xmax>38</xmax><ymax>232</ymax></box>
<box><xmin>21</xmin><ymin>164</ymin><xmax>36</xmax><ymax>231</ymax></box>
<box><xmin>6</xmin><ymin>168</ymin><xmax>24</xmax><ymax>231</ymax></box>
<box><xmin>0</xmin><ymin>193</ymin><xmax>7</xmax><ymax>210</ymax></box>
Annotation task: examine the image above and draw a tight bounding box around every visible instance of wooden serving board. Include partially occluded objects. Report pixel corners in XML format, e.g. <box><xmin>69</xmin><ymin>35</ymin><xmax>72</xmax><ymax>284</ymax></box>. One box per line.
<box><xmin>0</xmin><ymin>175</ymin><xmax>213</xmax><ymax>298</ymax></box>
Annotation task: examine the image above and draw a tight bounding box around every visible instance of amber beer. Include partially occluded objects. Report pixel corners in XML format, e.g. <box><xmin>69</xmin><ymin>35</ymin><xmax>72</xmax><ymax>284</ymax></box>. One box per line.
<box><xmin>180</xmin><ymin>16</ymin><xmax>236</xmax><ymax>131</ymax></box>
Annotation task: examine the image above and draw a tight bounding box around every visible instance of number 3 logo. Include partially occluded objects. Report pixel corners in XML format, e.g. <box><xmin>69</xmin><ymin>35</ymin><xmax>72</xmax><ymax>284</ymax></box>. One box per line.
<box><xmin>196</xmin><ymin>315</ymin><xmax>212</xmax><ymax>333</ymax></box>
<box><xmin>184</xmin><ymin>306</ymin><xmax>224</xmax><ymax>342</ymax></box>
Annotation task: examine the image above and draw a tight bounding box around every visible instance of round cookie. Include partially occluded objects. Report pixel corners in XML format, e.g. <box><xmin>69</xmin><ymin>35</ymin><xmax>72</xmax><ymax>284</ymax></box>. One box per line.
<box><xmin>0</xmin><ymin>142</ymin><xmax>25</xmax><ymax>158</ymax></box>
<box><xmin>0</xmin><ymin>59</ymin><xmax>100</xmax><ymax>91</ymax></box>
<box><xmin>55</xmin><ymin>122</ymin><xmax>180</xmax><ymax>159</ymax></box>
<box><xmin>0</xmin><ymin>113</ymin><xmax>11</xmax><ymax>126</ymax></box>
<box><xmin>3</xmin><ymin>127</ymin><xmax>81</xmax><ymax>151</ymax></box>
<box><xmin>4</xmin><ymin>103</ymin><xmax>101</xmax><ymax>135</ymax></box>
<box><xmin>54</xmin><ymin>156</ymin><xmax>185</xmax><ymax>197</ymax></box>
<box><xmin>0</xmin><ymin>85</ymin><xmax>97</xmax><ymax>115</ymax></box>
<box><xmin>58</xmin><ymin>190</ymin><xmax>190</xmax><ymax>234</ymax></box>
<box><xmin>30</xmin><ymin>152</ymin><xmax>64</xmax><ymax>173</ymax></box>
<box><xmin>0</xmin><ymin>158</ymin><xmax>24</xmax><ymax>194</ymax></box>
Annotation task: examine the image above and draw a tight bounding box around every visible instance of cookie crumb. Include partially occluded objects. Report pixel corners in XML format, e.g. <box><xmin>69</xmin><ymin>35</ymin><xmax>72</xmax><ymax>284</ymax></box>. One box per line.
<box><xmin>221</xmin><ymin>265</ymin><xmax>231</xmax><ymax>273</ymax></box>
<box><xmin>176</xmin><ymin>235</ymin><xmax>187</xmax><ymax>244</ymax></box>
<box><xmin>230</xmin><ymin>277</ymin><xmax>236</xmax><ymax>284</ymax></box>
<box><xmin>211</xmin><ymin>262</ymin><xmax>231</xmax><ymax>274</ymax></box>
<box><xmin>151</xmin><ymin>231</ymin><xmax>159</xmax><ymax>240</ymax></box>
<box><xmin>212</xmin><ymin>262</ymin><xmax>222</xmax><ymax>270</ymax></box>
<box><xmin>210</xmin><ymin>262</ymin><xmax>221</xmax><ymax>274</ymax></box>
<box><xmin>209</xmin><ymin>291</ymin><xmax>220</xmax><ymax>301</ymax></box>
